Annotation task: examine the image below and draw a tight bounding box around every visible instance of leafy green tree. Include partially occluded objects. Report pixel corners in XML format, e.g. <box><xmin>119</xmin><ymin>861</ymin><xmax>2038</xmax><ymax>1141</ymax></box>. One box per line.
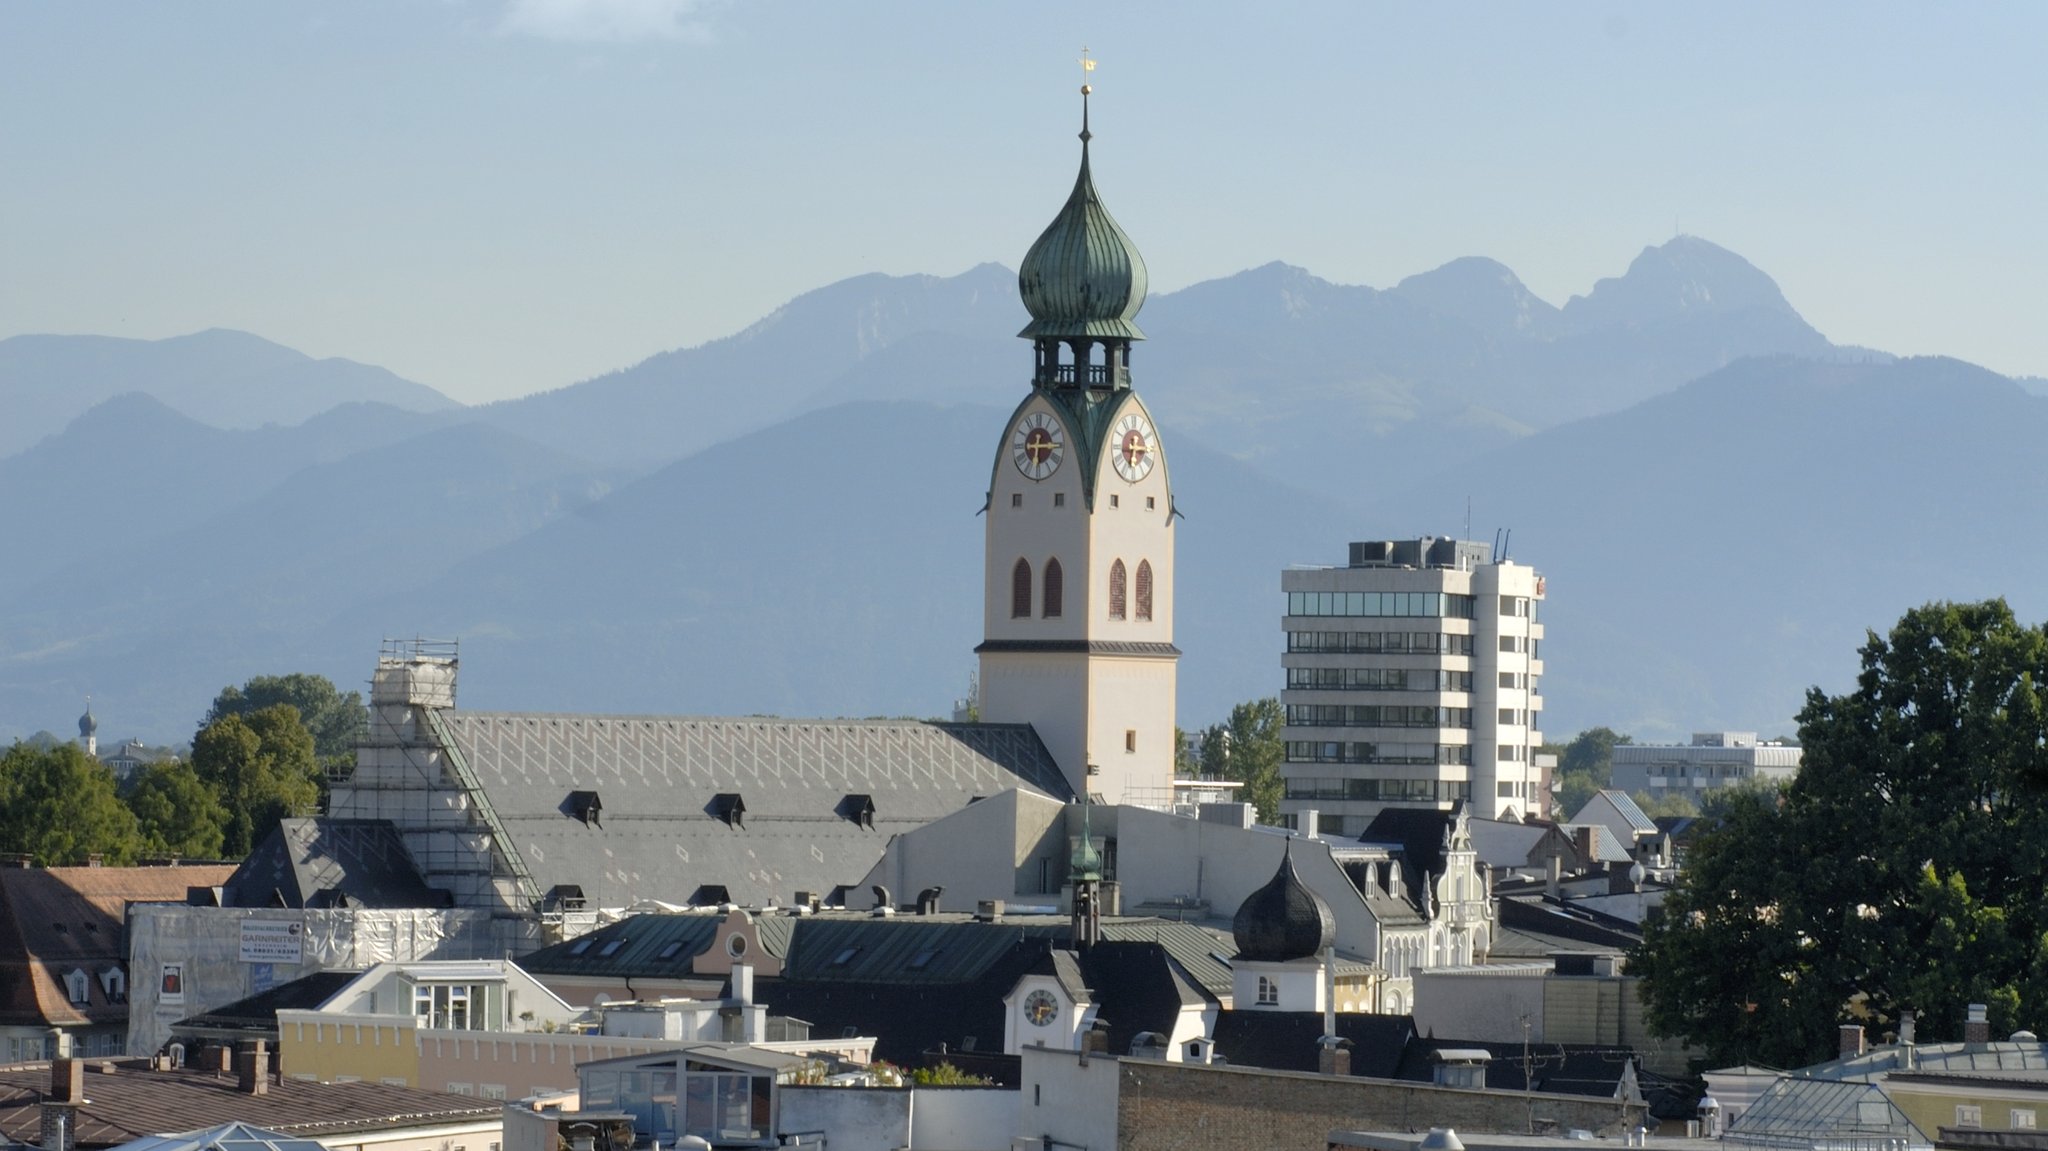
<box><xmin>192</xmin><ymin>705</ymin><xmax>322</xmax><ymax>857</ymax></box>
<box><xmin>1561</xmin><ymin>726</ymin><xmax>1633</xmax><ymax>785</ymax></box>
<box><xmin>1196</xmin><ymin>698</ymin><xmax>1285</xmax><ymax>823</ymax></box>
<box><xmin>0</xmin><ymin>742</ymin><xmax>142</xmax><ymax>865</ymax></box>
<box><xmin>124</xmin><ymin>760</ymin><xmax>229</xmax><ymax>859</ymax></box>
<box><xmin>1554</xmin><ymin>770</ymin><xmax>1603</xmax><ymax>818</ymax></box>
<box><xmin>204</xmin><ymin>673</ymin><xmax>366</xmax><ymax>770</ymax></box>
<box><xmin>1630</xmin><ymin>789</ymin><xmax>1699</xmax><ymax>820</ymax></box>
<box><xmin>1634</xmin><ymin>600</ymin><xmax>2048</xmax><ymax>1069</ymax></box>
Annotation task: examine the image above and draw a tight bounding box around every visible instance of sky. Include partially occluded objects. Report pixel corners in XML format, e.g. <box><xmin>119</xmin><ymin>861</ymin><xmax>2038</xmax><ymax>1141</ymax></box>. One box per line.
<box><xmin>4</xmin><ymin>1</ymin><xmax>2044</xmax><ymax>404</ymax></box>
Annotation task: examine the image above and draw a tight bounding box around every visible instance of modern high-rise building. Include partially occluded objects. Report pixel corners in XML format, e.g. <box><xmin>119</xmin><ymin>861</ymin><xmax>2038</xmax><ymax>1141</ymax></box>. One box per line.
<box><xmin>1278</xmin><ymin>537</ymin><xmax>1546</xmax><ymax>832</ymax></box>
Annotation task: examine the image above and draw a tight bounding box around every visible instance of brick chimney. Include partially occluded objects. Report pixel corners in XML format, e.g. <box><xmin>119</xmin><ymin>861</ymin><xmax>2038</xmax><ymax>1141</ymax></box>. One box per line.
<box><xmin>1838</xmin><ymin>1023</ymin><xmax>1865</xmax><ymax>1058</ymax></box>
<box><xmin>51</xmin><ymin>1057</ymin><xmax>83</xmax><ymax>1103</ymax></box>
<box><xmin>236</xmin><ymin>1039</ymin><xmax>270</xmax><ymax>1095</ymax></box>
<box><xmin>1965</xmin><ymin>1004</ymin><xmax>1991</xmax><ymax>1047</ymax></box>
<box><xmin>41</xmin><ymin>1059</ymin><xmax>85</xmax><ymax>1151</ymax></box>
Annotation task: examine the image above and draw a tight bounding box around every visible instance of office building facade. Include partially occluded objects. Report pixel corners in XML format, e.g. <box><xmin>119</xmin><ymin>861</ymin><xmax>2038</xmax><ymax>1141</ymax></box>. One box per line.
<box><xmin>1280</xmin><ymin>538</ymin><xmax>1546</xmax><ymax>833</ymax></box>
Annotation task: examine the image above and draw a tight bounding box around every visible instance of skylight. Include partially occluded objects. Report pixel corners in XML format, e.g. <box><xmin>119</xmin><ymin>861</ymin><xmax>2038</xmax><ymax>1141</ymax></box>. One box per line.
<box><xmin>830</xmin><ymin>947</ymin><xmax>860</xmax><ymax>966</ymax></box>
<box><xmin>908</xmin><ymin>948</ymin><xmax>941</xmax><ymax>970</ymax></box>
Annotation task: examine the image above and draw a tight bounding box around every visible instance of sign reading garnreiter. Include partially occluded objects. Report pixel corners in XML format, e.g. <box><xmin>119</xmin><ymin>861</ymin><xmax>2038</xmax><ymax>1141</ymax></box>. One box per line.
<box><xmin>239</xmin><ymin>919</ymin><xmax>305</xmax><ymax>964</ymax></box>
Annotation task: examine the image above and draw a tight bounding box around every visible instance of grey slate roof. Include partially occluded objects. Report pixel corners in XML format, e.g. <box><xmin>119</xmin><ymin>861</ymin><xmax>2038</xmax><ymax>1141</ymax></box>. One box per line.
<box><xmin>520</xmin><ymin>910</ymin><xmax>1237</xmax><ymax>998</ymax></box>
<box><xmin>170</xmin><ymin>970</ymin><xmax>359</xmax><ymax>1039</ymax></box>
<box><xmin>221</xmin><ymin>819</ymin><xmax>444</xmax><ymax>910</ymax></box>
<box><xmin>435</xmin><ymin>713</ymin><xmax>1070</xmax><ymax>909</ymax></box>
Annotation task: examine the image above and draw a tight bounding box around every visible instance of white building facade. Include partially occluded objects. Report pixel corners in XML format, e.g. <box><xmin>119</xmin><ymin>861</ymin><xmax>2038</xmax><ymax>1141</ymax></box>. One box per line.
<box><xmin>1610</xmin><ymin>732</ymin><xmax>1800</xmax><ymax>802</ymax></box>
<box><xmin>1280</xmin><ymin>538</ymin><xmax>1547</xmax><ymax>831</ymax></box>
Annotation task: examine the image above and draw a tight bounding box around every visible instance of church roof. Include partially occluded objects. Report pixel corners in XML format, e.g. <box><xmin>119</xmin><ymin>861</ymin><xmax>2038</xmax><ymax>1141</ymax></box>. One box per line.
<box><xmin>434</xmin><ymin>713</ymin><xmax>1071</xmax><ymax>910</ymax></box>
<box><xmin>1016</xmin><ymin>96</ymin><xmax>1147</xmax><ymax>342</ymax></box>
<box><xmin>221</xmin><ymin>818</ymin><xmax>446</xmax><ymax>910</ymax></box>
<box><xmin>1231</xmin><ymin>843</ymin><xmax>1337</xmax><ymax>962</ymax></box>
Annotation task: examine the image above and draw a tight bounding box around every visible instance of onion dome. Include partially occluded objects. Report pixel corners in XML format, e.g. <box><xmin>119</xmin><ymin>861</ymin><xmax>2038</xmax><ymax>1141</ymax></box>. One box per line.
<box><xmin>78</xmin><ymin>704</ymin><xmax>97</xmax><ymax>738</ymax></box>
<box><xmin>1070</xmin><ymin>801</ymin><xmax>1103</xmax><ymax>883</ymax></box>
<box><xmin>1232</xmin><ymin>842</ymin><xmax>1336</xmax><ymax>962</ymax></box>
<box><xmin>1018</xmin><ymin>93</ymin><xmax>1148</xmax><ymax>342</ymax></box>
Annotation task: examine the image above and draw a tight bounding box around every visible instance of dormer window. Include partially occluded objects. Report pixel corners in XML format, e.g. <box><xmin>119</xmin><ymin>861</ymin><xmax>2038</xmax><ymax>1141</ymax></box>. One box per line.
<box><xmin>840</xmin><ymin>794</ymin><xmax>876</xmax><ymax>830</ymax></box>
<box><xmin>711</xmin><ymin>793</ymin><xmax>746</xmax><ymax>830</ymax></box>
<box><xmin>65</xmin><ymin>969</ymin><xmax>90</xmax><ymax>1006</ymax></box>
<box><xmin>100</xmin><ymin>967</ymin><xmax>126</xmax><ymax>1003</ymax></box>
<box><xmin>567</xmin><ymin>790</ymin><xmax>603</xmax><ymax>827</ymax></box>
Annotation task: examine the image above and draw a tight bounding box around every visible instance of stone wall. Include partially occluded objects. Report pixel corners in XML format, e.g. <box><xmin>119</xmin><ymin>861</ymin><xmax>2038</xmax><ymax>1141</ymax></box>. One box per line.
<box><xmin>1115</xmin><ymin>1061</ymin><xmax>1645</xmax><ymax>1151</ymax></box>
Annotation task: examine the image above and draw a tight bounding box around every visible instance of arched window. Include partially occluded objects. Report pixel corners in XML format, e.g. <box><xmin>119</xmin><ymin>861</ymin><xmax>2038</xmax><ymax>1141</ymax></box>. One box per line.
<box><xmin>1256</xmin><ymin>976</ymin><xmax>1278</xmax><ymax>1006</ymax></box>
<box><xmin>1043</xmin><ymin>558</ymin><xmax>1064</xmax><ymax>618</ymax></box>
<box><xmin>1011</xmin><ymin>559</ymin><xmax>1032</xmax><ymax>619</ymax></box>
<box><xmin>1135</xmin><ymin>560</ymin><xmax>1154</xmax><ymax>621</ymax></box>
<box><xmin>1109</xmin><ymin>560</ymin><xmax>1128</xmax><ymax>620</ymax></box>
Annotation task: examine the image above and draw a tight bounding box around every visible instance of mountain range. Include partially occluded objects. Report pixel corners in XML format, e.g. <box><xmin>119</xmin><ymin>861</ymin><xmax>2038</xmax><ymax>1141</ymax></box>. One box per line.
<box><xmin>3</xmin><ymin>236</ymin><xmax>2028</xmax><ymax>750</ymax></box>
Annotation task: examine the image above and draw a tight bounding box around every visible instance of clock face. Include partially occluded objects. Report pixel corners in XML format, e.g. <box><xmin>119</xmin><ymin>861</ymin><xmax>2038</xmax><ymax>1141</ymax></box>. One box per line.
<box><xmin>1023</xmin><ymin>989</ymin><xmax>1059</xmax><ymax>1027</ymax></box>
<box><xmin>1011</xmin><ymin>411</ymin><xmax>1065</xmax><ymax>481</ymax></box>
<box><xmin>1111</xmin><ymin>411</ymin><xmax>1157</xmax><ymax>482</ymax></box>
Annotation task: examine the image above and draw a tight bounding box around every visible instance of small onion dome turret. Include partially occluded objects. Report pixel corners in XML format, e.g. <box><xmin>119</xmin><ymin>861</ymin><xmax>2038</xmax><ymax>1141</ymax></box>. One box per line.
<box><xmin>1017</xmin><ymin>99</ymin><xmax>1148</xmax><ymax>342</ymax></box>
<box><xmin>78</xmin><ymin>706</ymin><xmax>97</xmax><ymax>738</ymax></box>
<box><xmin>1232</xmin><ymin>842</ymin><xmax>1336</xmax><ymax>962</ymax></box>
<box><xmin>1071</xmin><ymin>822</ymin><xmax>1103</xmax><ymax>884</ymax></box>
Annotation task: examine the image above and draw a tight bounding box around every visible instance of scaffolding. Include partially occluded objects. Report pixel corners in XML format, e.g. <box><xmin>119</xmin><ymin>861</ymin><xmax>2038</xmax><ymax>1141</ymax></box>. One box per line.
<box><xmin>330</xmin><ymin>638</ymin><xmax>542</xmax><ymax>922</ymax></box>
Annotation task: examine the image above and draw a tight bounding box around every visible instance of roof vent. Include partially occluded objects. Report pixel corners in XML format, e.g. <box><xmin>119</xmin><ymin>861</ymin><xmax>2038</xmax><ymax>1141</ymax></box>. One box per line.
<box><xmin>1419</xmin><ymin>1130</ymin><xmax>1465</xmax><ymax>1151</ymax></box>
<box><xmin>567</xmin><ymin>790</ymin><xmax>603</xmax><ymax>828</ymax></box>
<box><xmin>711</xmin><ymin>793</ymin><xmax>746</xmax><ymax>829</ymax></box>
<box><xmin>839</xmin><ymin>794</ymin><xmax>876</xmax><ymax>830</ymax></box>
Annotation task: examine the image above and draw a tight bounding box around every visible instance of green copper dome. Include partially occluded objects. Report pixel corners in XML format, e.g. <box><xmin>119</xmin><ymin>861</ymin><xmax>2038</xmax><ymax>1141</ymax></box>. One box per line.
<box><xmin>1018</xmin><ymin>105</ymin><xmax>1148</xmax><ymax>342</ymax></box>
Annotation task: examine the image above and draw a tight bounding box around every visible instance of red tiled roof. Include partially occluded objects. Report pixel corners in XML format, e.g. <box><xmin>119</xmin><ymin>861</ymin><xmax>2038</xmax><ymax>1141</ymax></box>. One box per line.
<box><xmin>0</xmin><ymin>865</ymin><xmax>235</xmax><ymax>1028</ymax></box>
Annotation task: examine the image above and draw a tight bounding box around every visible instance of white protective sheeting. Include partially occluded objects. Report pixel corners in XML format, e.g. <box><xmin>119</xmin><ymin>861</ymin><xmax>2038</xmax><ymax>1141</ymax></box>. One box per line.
<box><xmin>125</xmin><ymin>904</ymin><xmax>532</xmax><ymax>1056</ymax></box>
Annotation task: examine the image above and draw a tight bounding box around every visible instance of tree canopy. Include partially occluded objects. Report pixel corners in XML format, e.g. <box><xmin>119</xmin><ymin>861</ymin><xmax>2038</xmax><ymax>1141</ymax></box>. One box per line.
<box><xmin>191</xmin><ymin>704</ymin><xmax>322</xmax><ymax>857</ymax></box>
<box><xmin>0</xmin><ymin>742</ymin><xmax>141</xmax><ymax>865</ymax></box>
<box><xmin>1194</xmin><ymin>698</ymin><xmax>1284</xmax><ymax>823</ymax></box>
<box><xmin>205</xmin><ymin>672</ymin><xmax>366</xmax><ymax>766</ymax></box>
<box><xmin>1550</xmin><ymin>726</ymin><xmax>1633</xmax><ymax>817</ymax></box>
<box><xmin>124</xmin><ymin>760</ymin><xmax>230</xmax><ymax>859</ymax></box>
<box><xmin>1633</xmin><ymin>599</ymin><xmax>2048</xmax><ymax>1069</ymax></box>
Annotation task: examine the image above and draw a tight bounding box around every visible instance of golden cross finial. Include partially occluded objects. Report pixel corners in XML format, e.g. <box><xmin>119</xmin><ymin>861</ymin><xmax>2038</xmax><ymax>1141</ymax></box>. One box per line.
<box><xmin>1080</xmin><ymin>45</ymin><xmax>1095</xmax><ymax>95</ymax></box>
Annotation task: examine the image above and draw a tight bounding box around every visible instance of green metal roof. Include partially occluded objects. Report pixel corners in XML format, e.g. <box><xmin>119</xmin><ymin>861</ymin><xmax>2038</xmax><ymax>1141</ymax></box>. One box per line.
<box><xmin>1017</xmin><ymin>107</ymin><xmax>1148</xmax><ymax>342</ymax></box>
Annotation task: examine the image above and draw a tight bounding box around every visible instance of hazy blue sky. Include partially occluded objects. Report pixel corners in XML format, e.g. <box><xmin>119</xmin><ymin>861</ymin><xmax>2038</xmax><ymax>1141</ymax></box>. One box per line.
<box><xmin>4</xmin><ymin>2</ymin><xmax>2042</xmax><ymax>403</ymax></box>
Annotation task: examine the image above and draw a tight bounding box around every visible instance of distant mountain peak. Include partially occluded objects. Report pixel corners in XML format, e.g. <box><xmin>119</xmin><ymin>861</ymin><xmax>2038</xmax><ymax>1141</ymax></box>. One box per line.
<box><xmin>1392</xmin><ymin>256</ymin><xmax>1560</xmax><ymax>336</ymax></box>
<box><xmin>1561</xmin><ymin>235</ymin><xmax>1804</xmax><ymax>333</ymax></box>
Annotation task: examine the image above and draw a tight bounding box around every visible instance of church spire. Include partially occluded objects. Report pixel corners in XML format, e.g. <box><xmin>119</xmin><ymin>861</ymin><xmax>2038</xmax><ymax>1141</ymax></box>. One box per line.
<box><xmin>1017</xmin><ymin>60</ymin><xmax>1148</xmax><ymax>390</ymax></box>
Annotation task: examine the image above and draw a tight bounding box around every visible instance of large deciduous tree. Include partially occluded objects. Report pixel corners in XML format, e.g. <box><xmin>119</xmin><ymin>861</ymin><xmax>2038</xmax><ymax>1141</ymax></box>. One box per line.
<box><xmin>124</xmin><ymin>760</ymin><xmax>230</xmax><ymax>859</ymax></box>
<box><xmin>191</xmin><ymin>704</ymin><xmax>322</xmax><ymax>858</ymax></box>
<box><xmin>204</xmin><ymin>673</ymin><xmax>366</xmax><ymax>768</ymax></box>
<box><xmin>1634</xmin><ymin>600</ymin><xmax>2048</xmax><ymax>1069</ymax></box>
<box><xmin>0</xmin><ymin>742</ymin><xmax>141</xmax><ymax>865</ymax></box>
<box><xmin>1196</xmin><ymin>698</ymin><xmax>1285</xmax><ymax>823</ymax></box>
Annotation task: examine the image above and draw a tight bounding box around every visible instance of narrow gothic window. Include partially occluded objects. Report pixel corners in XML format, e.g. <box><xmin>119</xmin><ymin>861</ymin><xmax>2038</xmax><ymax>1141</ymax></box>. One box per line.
<box><xmin>1043</xmin><ymin>558</ymin><xmax>1064</xmax><ymax>618</ymax></box>
<box><xmin>1012</xmin><ymin>559</ymin><xmax>1032</xmax><ymax>618</ymax></box>
<box><xmin>1135</xmin><ymin>560</ymin><xmax>1154</xmax><ymax>621</ymax></box>
<box><xmin>1109</xmin><ymin>560</ymin><xmax>1127</xmax><ymax>620</ymax></box>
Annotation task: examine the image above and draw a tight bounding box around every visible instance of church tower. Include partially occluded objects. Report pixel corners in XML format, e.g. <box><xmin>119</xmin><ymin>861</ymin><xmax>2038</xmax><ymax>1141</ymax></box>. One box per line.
<box><xmin>977</xmin><ymin>83</ymin><xmax>1178</xmax><ymax>806</ymax></box>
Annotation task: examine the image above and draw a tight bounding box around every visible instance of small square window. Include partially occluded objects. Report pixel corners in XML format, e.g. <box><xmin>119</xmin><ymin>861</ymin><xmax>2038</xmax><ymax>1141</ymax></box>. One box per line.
<box><xmin>2015</xmin><ymin>1110</ymin><xmax>2037</xmax><ymax>1130</ymax></box>
<box><xmin>1146</xmin><ymin>497</ymin><xmax>1155</xmax><ymax>510</ymax></box>
<box><xmin>1125</xmin><ymin>730</ymin><xmax>1137</xmax><ymax>753</ymax></box>
<box><xmin>1053</xmin><ymin>493</ymin><xmax>1065</xmax><ymax>508</ymax></box>
<box><xmin>1109</xmin><ymin>495</ymin><xmax>1119</xmax><ymax>508</ymax></box>
<box><xmin>1957</xmin><ymin>1105</ymin><xmax>1983</xmax><ymax>1128</ymax></box>
<box><xmin>1010</xmin><ymin>493</ymin><xmax>1022</xmax><ymax>508</ymax></box>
